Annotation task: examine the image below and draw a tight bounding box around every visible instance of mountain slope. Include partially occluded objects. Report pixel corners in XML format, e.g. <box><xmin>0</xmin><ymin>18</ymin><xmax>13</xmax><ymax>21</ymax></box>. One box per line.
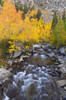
<box><xmin>13</xmin><ymin>0</ymin><xmax>66</xmax><ymax>22</ymax></box>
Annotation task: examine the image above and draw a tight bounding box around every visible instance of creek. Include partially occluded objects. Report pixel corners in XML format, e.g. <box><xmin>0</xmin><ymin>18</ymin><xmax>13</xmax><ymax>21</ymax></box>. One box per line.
<box><xmin>0</xmin><ymin>44</ymin><xmax>66</xmax><ymax>100</ymax></box>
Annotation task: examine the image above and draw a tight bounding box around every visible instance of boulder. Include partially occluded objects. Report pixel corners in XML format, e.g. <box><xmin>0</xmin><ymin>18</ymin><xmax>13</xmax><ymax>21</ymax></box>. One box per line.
<box><xmin>59</xmin><ymin>47</ymin><xmax>66</xmax><ymax>55</ymax></box>
<box><xmin>0</xmin><ymin>68</ymin><xmax>12</xmax><ymax>83</ymax></box>
<box><xmin>60</xmin><ymin>73</ymin><xmax>66</xmax><ymax>80</ymax></box>
<box><xmin>42</xmin><ymin>44</ymin><xmax>54</xmax><ymax>52</ymax></box>
<box><xmin>58</xmin><ymin>59</ymin><xmax>65</xmax><ymax>64</ymax></box>
<box><xmin>64</xmin><ymin>86</ymin><xmax>66</xmax><ymax>90</ymax></box>
<box><xmin>11</xmin><ymin>42</ymin><xmax>26</xmax><ymax>58</ymax></box>
<box><xmin>42</xmin><ymin>45</ymin><xmax>49</xmax><ymax>51</ymax></box>
<box><xmin>58</xmin><ymin>64</ymin><xmax>66</xmax><ymax>74</ymax></box>
<box><xmin>46</xmin><ymin>44</ymin><xmax>52</xmax><ymax>48</ymax></box>
<box><xmin>33</xmin><ymin>44</ymin><xmax>41</xmax><ymax>50</ymax></box>
<box><xmin>56</xmin><ymin>80</ymin><xmax>66</xmax><ymax>87</ymax></box>
<box><xmin>46</xmin><ymin>52</ymin><xmax>55</xmax><ymax>58</ymax></box>
<box><xmin>47</xmin><ymin>49</ymin><xmax>52</xmax><ymax>53</ymax></box>
<box><xmin>53</xmin><ymin>49</ymin><xmax>58</xmax><ymax>54</ymax></box>
<box><xmin>19</xmin><ymin>55</ymin><xmax>29</xmax><ymax>62</ymax></box>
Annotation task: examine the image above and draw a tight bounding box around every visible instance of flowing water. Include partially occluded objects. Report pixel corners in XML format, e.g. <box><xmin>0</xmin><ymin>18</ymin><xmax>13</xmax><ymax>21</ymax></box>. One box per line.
<box><xmin>1</xmin><ymin>50</ymin><xmax>66</xmax><ymax>100</ymax></box>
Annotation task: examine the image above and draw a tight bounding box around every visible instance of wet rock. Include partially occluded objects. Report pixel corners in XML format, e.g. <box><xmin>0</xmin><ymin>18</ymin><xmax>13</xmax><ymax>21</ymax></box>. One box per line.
<box><xmin>27</xmin><ymin>83</ymin><xmax>37</xmax><ymax>96</ymax></box>
<box><xmin>46</xmin><ymin>52</ymin><xmax>55</xmax><ymax>58</ymax></box>
<box><xmin>58</xmin><ymin>59</ymin><xmax>65</xmax><ymax>64</ymax></box>
<box><xmin>57</xmin><ymin>59</ymin><xmax>66</xmax><ymax>76</ymax></box>
<box><xmin>46</xmin><ymin>44</ymin><xmax>52</xmax><ymax>48</ymax></box>
<box><xmin>42</xmin><ymin>46</ymin><xmax>49</xmax><ymax>51</ymax></box>
<box><xmin>26</xmin><ymin>67</ymin><xmax>33</xmax><ymax>74</ymax></box>
<box><xmin>2</xmin><ymin>93</ymin><xmax>9</xmax><ymax>100</ymax></box>
<box><xmin>47</xmin><ymin>49</ymin><xmax>52</xmax><ymax>53</ymax></box>
<box><xmin>6</xmin><ymin>82</ymin><xmax>18</xmax><ymax>98</ymax></box>
<box><xmin>7</xmin><ymin>60</ymin><xmax>13</xmax><ymax>66</ymax></box>
<box><xmin>60</xmin><ymin>73</ymin><xmax>66</xmax><ymax>80</ymax></box>
<box><xmin>53</xmin><ymin>49</ymin><xmax>58</xmax><ymax>54</ymax></box>
<box><xmin>19</xmin><ymin>56</ymin><xmax>24</xmax><ymax>62</ymax></box>
<box><xmin>20</xmin><ymin>55</ymin><xmax>30</xmax><ymax>59</ymax></box>
<box><xmin>59</xmin><ymin>64</ymin><xmax>66</xmax><ymax>74</ymax></box>
<box><xmin>64</xmin><ymin>86</ymin><xmax>66</xmax><ymax>90</ymax></box>
<box><xmin>0</xmin><ymin>68</ymin><xmax>12</xmax><ymax>83</ymax></box>
<box><xmin>19</xmin><ymin>54</ymin><xmax>30</xmax><ymax>62</ymax></box>
<box><xmin>8</xmin><ymin>68</ymin><xmax>13</xmax><ymax>72</ymax></box>
<box><xmin>43</xmin><ymin>44</ymin><xmax>54</xmax><ymax>52</ymax></box>
<box><xmin>41</xmin><ymin>45</ymin><xmax>45</xmax><ymax>49</ymax></box>
<box><xmin>59</xmin><ymin>47</ymin><xmax>66</xmax><ymax>55</ymax></box>
<box><xmin>63</xmin><ymin>97</ymin><xmax>66</xmax><ymax>100</ymax></box>
<box><xmin>56</xmin><ymin>80</ymin><xmax>66</xmax><ymax>87</ymax></box>
<box><xmin>63</xmin><ymin>56</ymin><xmax>66</xmax><ymax>61</ymax></box>
<box><xmin>57</xmin><ymin>55</ymin><xmax>64</xmax><ymax>59</ymax></box>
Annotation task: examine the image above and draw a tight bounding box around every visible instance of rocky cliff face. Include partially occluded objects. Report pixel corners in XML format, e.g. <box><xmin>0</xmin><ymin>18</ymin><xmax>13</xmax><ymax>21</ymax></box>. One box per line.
<box><xmin>13</xmin><ymin>0</ymin><xmax>34</xmax><ymax>7</ymax></box>
<box><xmin>34</xmin><ymin>0</ymin><xmax>66</xmax><ymax>15</ymax></box>
<box><xmin>14</xmin><ymin>0</ymin><xmax>66</xmax><ymax>13</ymax></box>
<box><xmin>13</xmin><ymin>0</ymin><xmax>66</xmax><ymax>22</ymax></box>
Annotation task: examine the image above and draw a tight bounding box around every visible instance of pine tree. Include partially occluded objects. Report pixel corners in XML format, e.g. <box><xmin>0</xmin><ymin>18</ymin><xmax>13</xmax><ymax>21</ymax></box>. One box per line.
<box><xmin>22</xmin><ymin>13</ymin><xmax>25</xmax><ymax>20</ymax></box>
<box><xmin>52</xmin><ymin>11</ymin><xmax>58</xmax><ymax>30</ymax></box>
<box><xmin>36</xmin><ymin>9</ymin><xmax>42</xmax><ymax>20</ymax></box>
<box><xmin>23</xmin><ymin>5</ymin><xmax>29</xmax><ymax>14</ymax></box>
<box><xmin>62</xmin><ymin>10</ymin><xmax>66</xmax><ymax>31</ymax></box>
<box><xmin>0</xmin><ymin>0</ymin><xmax>3</xmax><ymax>6</ymax></box>
<box><xmin>20</xmin><ymin>4</ymin><xmax>23</xmax><ymax>11</ymax></box>
<box><xmin>62</xmin><ymin>10</ymin><xmax>66</xmax><ymax>22</ymax></box>
<box><xmin>15</xmin><ymin>2</ymin><xmax>19</xmax><ymax>12</ymax></box>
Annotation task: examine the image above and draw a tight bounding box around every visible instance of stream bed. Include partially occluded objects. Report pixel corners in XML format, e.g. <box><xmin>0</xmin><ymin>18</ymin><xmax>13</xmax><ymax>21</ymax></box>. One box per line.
<box><xmin>0</xmin><ymin>44</ymin><xmax>66</xmax><ymax>100</ymax></box>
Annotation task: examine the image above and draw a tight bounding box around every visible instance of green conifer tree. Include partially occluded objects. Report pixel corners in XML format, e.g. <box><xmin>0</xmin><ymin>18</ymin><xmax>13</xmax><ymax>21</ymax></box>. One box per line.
<box><xmin>62</xmin><ymin>10</ymin><xmax>66</xmax><ymax>31</ymax></box>
<box><xmin>62</xmin><ymin>10</ymin><xmax>66</xmax><ymax>22</ymax></box>
<box><xmin>0</xmin><ymin>0</ymin><xmax>3</xmax><ymax>6</ymax></box>
<box><xmin>52</xmin><ymin>11</ymin><xmax>58</xmax><ymax>29</ymax></box>
<box><xmin>52</xmin><ymin>19</ymin><xmax>66</xmax><ymax>47</ymax></box>
<box><xmin>36</xmin><ymin>9</ymin><xmax>42</xmax><ymax>20</ymax></box>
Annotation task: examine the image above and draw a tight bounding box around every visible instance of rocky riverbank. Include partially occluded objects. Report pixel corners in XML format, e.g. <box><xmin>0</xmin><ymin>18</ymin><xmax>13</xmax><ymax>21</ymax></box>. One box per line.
<box><xmin>0</xmin><ymin>43</ymin><xmax>66</xmax><ymax>100</ymax></box>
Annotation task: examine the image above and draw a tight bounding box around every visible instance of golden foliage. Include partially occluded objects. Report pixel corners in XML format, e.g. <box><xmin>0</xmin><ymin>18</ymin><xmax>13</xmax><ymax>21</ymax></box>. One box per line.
<box><xmin>0</xmin><ymin>0</ymin><xmax>52</xmax><ymax>53</ymax></box>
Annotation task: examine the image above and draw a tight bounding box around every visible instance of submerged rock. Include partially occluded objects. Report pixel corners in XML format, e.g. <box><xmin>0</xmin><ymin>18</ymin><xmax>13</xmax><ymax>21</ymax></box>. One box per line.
<box><xmin>6</xmin><ymin>81</ymin><xmax>18</xmax><ymax>98</ymax></box>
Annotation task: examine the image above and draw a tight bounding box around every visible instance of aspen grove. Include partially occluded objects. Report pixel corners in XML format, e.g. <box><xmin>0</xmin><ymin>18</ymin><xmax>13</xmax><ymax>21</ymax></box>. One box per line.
<box><xmin>0</xmin><ymin>0</ymin><xmax>52</xmax><ymax>53</ymax></box>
